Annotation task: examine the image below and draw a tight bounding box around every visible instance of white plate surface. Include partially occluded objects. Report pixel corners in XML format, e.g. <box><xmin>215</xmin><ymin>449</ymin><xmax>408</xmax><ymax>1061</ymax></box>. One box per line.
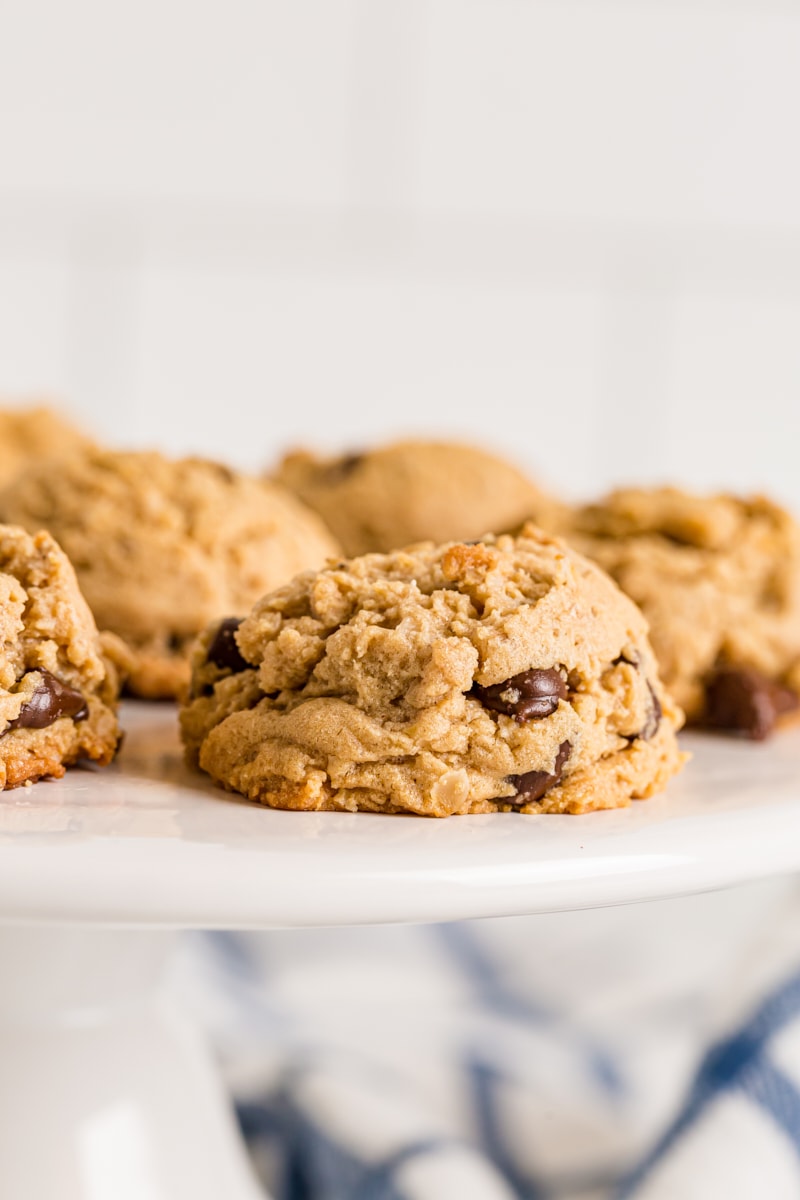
<box><xmin>0</xmin><ymin>702</ymin><xmax>798</xmax><ymax>928</ymax></box>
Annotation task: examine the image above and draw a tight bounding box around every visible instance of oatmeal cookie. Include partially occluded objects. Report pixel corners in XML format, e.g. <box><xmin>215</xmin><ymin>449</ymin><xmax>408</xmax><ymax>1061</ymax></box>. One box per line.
<box><xmin>0</xmin><ymin>525</ymin><xmax>121</xmax><ymax>788</ymax></box>
<box><xmin>181</xmin><ymin>526</ymin><xmax>685</xmax><ymax>816</ymax></box>
<box><xmin>564</xmin><ymin>488</ymin><xmax>800</xmax><ymax>738</ymax></box>
<box><xmin>0</xmin><ymin>450</ymin><xmax>340</xmax><ymax>699</ymax></box>
<box><xmin>274</xmin><ymin>440</ymin><xmax>556</xmax><ymax>556</ymax></box>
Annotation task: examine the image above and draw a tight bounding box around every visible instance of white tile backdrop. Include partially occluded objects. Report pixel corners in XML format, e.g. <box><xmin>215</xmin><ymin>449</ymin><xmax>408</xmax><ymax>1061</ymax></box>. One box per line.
<box><xmin>0</xmin><ymin>0</ymin><xmax>798</xmax><ymax>504</ymax></box>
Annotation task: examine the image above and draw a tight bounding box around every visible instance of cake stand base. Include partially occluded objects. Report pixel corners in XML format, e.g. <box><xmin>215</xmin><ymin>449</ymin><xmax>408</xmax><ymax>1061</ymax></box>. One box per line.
<box><xmin>0</xmin><ymin>927</ymin><xmax>264</xmax><ymax>1200</ymax></box>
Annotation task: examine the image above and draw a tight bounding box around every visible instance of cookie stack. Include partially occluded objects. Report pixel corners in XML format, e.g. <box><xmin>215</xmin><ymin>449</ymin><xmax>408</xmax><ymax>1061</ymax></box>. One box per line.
<box><xmin>2</xmin><ymin>409</ymin><xmax>798</xmax><ymax>816</ymax></box>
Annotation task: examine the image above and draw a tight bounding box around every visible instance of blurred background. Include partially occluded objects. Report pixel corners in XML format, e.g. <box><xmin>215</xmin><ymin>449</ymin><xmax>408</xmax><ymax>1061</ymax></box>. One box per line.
<box><xmin>1</xmin><ymin>0</ymin><xmax>799</xmax><ymax>503</ymax></box>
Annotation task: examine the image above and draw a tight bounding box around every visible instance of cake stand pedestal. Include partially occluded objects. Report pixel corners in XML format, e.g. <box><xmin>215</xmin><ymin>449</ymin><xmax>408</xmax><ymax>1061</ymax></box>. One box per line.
<box><xmin>0</xmin><ymin>927</ymin><xmax>263</xmax><ymax>1199</ymax></box>
<box><xmin>1</xmin><ymin>703</ymin><xmax>800</xmax><ymax>1199</ymax></box>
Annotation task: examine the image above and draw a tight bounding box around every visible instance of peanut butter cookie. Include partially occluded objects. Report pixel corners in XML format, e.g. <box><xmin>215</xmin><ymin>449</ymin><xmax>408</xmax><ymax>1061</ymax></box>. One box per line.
<box><xmin>0</xmin><ymin>451</ymin><xmax>340</xmax><ymax>699</ymax></box>
<box><xmin>0</xmin><ymin>404</ymin><xmax>92</xmax><ymax>488</ymax></box>
<box><xmin>564</xmin><ymin>488</ymin><xmax>800</xmax><ymax>738</ymax></box>
<box><xmin>0</xmin><ymin>525</ymin><xmax>122</xmax><ymax>788</ymax></box>
<box><xmin>274</xmin><ymin>440</ymin><xmax>555</xmax><ymax>556</ymax></box>
<box><xmin>181</xmin><ymin>526</ymin><xmax>685</xmax><ymax>816</ymax></box>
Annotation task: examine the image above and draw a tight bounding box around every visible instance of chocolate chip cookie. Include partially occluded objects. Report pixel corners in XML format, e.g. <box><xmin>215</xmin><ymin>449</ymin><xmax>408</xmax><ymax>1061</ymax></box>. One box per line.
<box><xmin>274</xmin><ymin>440</ymin><xmax>557</xmax><ymax>557</ymax></box>
<box><xmin>0</xmin><ymin>404</ymin><xmax>93</xmax><ymax>488</ymax></box>
<box><xmin>180</xmin><ymin>526</ymin><xmax>685</xmax><ymax>816</ymax></box>
<box><xmin>0</xmin><ymin>450</ymin><xmax>340</xmax><ymax>700</ymax></box>
<box><xmin>0</xmin><ymin>525</ymin><xmax>122</xmax><ymax>788</ymax></box>
<box><xmin>563</xmin><ymin>488</ymin><xmax>800</xmax><ymax>738</ymax></box>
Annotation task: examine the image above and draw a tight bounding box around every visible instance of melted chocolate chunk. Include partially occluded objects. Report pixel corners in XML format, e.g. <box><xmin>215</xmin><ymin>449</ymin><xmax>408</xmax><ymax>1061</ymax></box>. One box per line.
<box><xmin>703</xmin><ymin>666</ymin><xmax>799</xmax><ymax>741</ymax></box>
<box><xmin>773</xmin><ymin>683</ymin><xmax>800</xmax><ymax>716</ymax></box>
<box><xmin>503</xmin><ymin>741</ymin><xmax>572</xmax><ymax>807</ymax></box>
<box><xmin>640</xmin><ymin>684</ymin><xmax>662</xmax><ymax>740</ymax></box>
<box><xmin>7</xmin><ymin>670</ymin><xmax>88</xmax><ymax>732</ymax></box>
<box><xmin>473</xmin><ymin>668</ymin><xmax>567</xmax><ymax>723</ymax></box>
<box><xmin>206</xmin><ymin>618</ymin><xmax>248</xmax><ymax>673</ymax></box>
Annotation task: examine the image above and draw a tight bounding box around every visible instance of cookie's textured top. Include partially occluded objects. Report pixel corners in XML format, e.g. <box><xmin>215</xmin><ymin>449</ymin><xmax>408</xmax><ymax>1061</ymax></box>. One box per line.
<box><xmin>0</xmin><ymin>405</ymin><xmax>92</xmax><ymax>489</ymax></box>
<box><xmin>181</xmin><ymin>526</ymin><xmax>684</xmax><ymax>816</ymax></box>
<box><xmin>274</xmin><ymin>440</ymin><xmax>552</xmax><ymax>556</ymax></box>
<box><xmin>0</xmin><ymin>450</ymin><xmax>340</xmax><ymax>698</ymax></box>
<box><xmin>566</xmin><ymin>488</ymin><xmax>800</xmax><ymax>730</ymax></box>
<box><xmin>0</xmin><ymin>524</ymin><xmax>122</xmax><ymax>787</ymax></box>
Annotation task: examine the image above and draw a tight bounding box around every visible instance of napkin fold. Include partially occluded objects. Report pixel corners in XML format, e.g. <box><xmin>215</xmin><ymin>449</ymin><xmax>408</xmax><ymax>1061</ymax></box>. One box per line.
<box><xmin>175</xmin><ymin>877</ymin><xmax>800</xmax><ymax>1199</ymax></box>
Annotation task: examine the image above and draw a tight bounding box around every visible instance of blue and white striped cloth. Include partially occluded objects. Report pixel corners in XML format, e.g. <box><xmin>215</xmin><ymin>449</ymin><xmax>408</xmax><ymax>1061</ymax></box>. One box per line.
<box><xmin>175</xmin><ymin>876</ymin><xmax>800</xmax><ymax>1199</ymax></box>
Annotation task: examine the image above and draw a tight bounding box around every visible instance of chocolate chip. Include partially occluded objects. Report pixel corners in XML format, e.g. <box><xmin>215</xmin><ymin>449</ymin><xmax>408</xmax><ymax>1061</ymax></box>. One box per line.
<box><xmin>613</xmin><ymin>655</ymin><xmax>661</xmax><ymax>742</ymax></box>
<box><xmin>502</xmin><ymin>741</ymin><xmax>572</xmax><ymax>807</ymax></box>
<box><xmin>772</xmin><ymin>683</ymin><xmax>800</xmax><ymax>716</ymax></box>
<box><xmin>473</xmin><ymin>668</ymin><xmax>567</xmax><ymax>723</ymax></box>
<box><xmin>324</xmin><ymin>453</ymin><xmax>363</xmax><ymax>484</ymax></box>
<box><xmin>206</xmin><ymin>618</ymin><xmax>248</xmax><ymax>673</ymax></box>
<box><xmin>703</xmin><ymin>666</ymin><xmax>799</xmax><ymax>740</ymax></box>
<box><xmin>640</xmin><ymin>684</ymin><xmax>662</xmax><ymax>740</ymax></box>
<box><xmin>6</xmin><ymin>670</ymin><xmax>88</xmax><ymax>732</ymax></box>
<box><xmin>626</xmin><ymin>682</ymin><xmax>662</xmax><ymax>743</ymax></box>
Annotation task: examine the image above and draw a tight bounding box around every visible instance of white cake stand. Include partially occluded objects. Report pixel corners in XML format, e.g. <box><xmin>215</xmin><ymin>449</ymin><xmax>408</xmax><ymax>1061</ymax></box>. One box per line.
<box><xmin>2</xmin><ymin>702</ymin><xmax>800</xmax><ymax>1199</ymax></box>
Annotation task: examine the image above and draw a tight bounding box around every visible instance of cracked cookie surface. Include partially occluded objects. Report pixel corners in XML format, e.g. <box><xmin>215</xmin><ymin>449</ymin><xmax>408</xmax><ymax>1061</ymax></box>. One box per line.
<box><xmin>274</xmin><ymin>440</ymin><xmax>556</xmax><ymax>557</ymax></box>
<box><xmin>181</xmin><ymin>526</ymin><xmax>685</xmax><ymax>816</ymax></box>
<box><xmin>0</xmin><ymin>450</ymin><xmax>340</xmax><ymax>699</ymax></box>
<box><xmin>562</xmin><ymin>488</ymin><xmax>800</xmax><ymax>737</ymax></box>
<box><xmin>0</xmin><ymin>525</ymin><xmax>122</xmax><ymax>788</ymax></box>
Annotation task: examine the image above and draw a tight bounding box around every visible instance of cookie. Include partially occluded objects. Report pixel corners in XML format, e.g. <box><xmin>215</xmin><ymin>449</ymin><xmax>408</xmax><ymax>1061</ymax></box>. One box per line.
<box><xmin>562</xmin><ymin>488</ymin><xmax>800</xmax><ymax>738</ymax></box>
<box><xmin>274</xmin><ymin>440</ymin><xmax>555</xmax><ymax>557</ymax></box>
<box><xmin>0</xmin><ymin>525</ymin><xmax>122</xmax><ymax>788</ymax></box>
<box><xmin>0</xmin><ymin>450</ymin><xmax>340</xmax><ymax>700</ymax></box>
<box><xmin>0</xmin><ymin>404</ymin><xmax>93</xmax><ymax>489</ymax></box>
<box><xmin>180</xmin><ymin>526</ymin><xmax>685</xmax><ymax>816</ymax></box>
